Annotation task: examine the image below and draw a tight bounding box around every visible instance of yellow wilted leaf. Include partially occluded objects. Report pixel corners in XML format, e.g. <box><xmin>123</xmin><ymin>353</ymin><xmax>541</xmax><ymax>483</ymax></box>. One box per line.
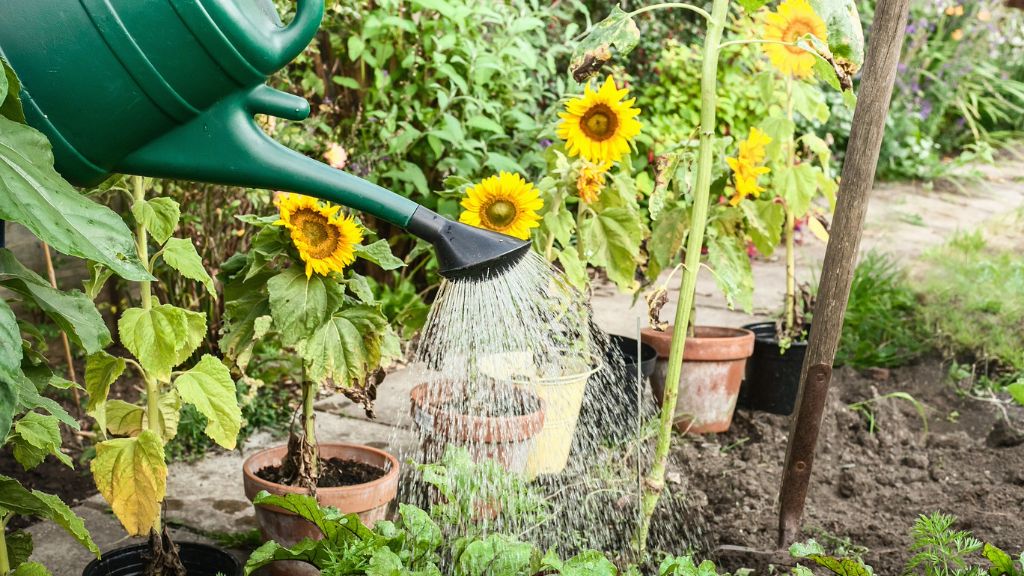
<box><xmin>91</xmin><ymin>430</ymin><xmax>166</xmax><ymax>536</ymax></box>
<box><xmin>807</xmin><ymin>215</ymin><xmax>830</xmax><ymax>243</ymax></box>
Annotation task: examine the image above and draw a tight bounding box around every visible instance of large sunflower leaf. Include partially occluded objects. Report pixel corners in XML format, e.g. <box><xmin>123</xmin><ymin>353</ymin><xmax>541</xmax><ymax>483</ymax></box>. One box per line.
<box><xmin>11</xmin><ymin>562</ymin><xmax>51</xmax><ymax>576</ymax></box>
<box><xmin>130</xmin><ymin>197</ymin><xmax>180</xmax><ymax>245</ymax></box>
<box><xmin>809</xmin><ymin>0</ymin><xmax>865</xmax><ymax>73</ymax></box>
<box><xmin>569</xmin><ymin>6</ymin><xmax>640</xmax><ymax>82</ymax></box>
<box><xmin>0</xmin><ymin>298</ymin><xmax>22</xmax><ymax>435</ymax></box>
<box><xmin>0</xmin><ymin>249</ymin><xmax>111</xmax><ymax>354</ymax></box>
<box><xmin>83</xmin><ymin>351</ymin><xmax>126</xmax><ymax>434</ymax></box>
<box><xmin>354</xmin><ymin>240</ymin><xmax>405</xmax><ymax>271</ymax></box>
<box><xmin>706</xmin><ymin>229</ymin><xmax>754</xmax><ymax>314</ymax></box>
<box><xmin>0</xmin><ymin>374</ymin><xmax>17</xmax><ymax>451</ymax></box>
<box><xmin>267</xmin><ymin>267</ymin><xmax>344</xmax><ymax>347</ymax></box>
<box><xmin>0</xmin><ymin>116</ymin><xmax>149</xmax><ymax>280</ymax></box>
<box><xmin>0</xmin><ymin>475</ymin><xmax>99</xmax><ymax>557</ymax></box>
<box><xmin>13</xmin><ymin>373</ymin><xmax>77</xmax><ymax>430</ymax></box>
<box><xmin>118</xmin><ymin>304</ymin><xmax>206</xmax><ymax>380</ymax></box>
<box><xmin>91</xmin><ymin>431</ymin><xmax>167</xmax><ymax>537</ymax></box>
<box><xmin>7</xmin><ymin>530</ymin><xmax>33</xmax><ymax>568</ymax></box>
<box><xmin>580</xmin><ymin>207</ymin><xmax>643</xmax><ymax>292</ymax></box>
<box><xmin>1</xmin><ymin>58</ymin><xmax>26</xmax><ymax>123</ymax></box>
<box><xmin>740</xmin><ymin>199</ymin><xmax>785</xmax><ymax>257</ymax></box>
<box><xmin>173</xmin><ymin>355</ymin><xmax>241</xmax><ymax>450</ymax></box>
<box><xmin>161</xmin><ymin>237</ymin><xmax>215</xmax><ymax>296</ymax></box>
<box><xmin>296</xmin><ymin>305</ymin><xmax>389</xmax><ymax>388</ymax></box>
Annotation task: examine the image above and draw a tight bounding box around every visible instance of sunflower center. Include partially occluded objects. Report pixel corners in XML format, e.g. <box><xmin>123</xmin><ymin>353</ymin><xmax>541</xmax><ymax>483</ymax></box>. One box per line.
<box><xmin>293</xmin><ymin>209</ymin><xmax>341</xmax><ymax>258</ymax></box>
<box><xmin>782</xmin><ymin>20</ymin><xmax>817</xmax><ymax>54</ymax></box>
<box><xmin>580</xmin><ymin>104</ymin><xmax>619</xmax><ymax>141</ymax></box>
<box><xmin>484</xmin><ymin>200</ymin><xmax>518</xmax><ymax>228</ymax></box>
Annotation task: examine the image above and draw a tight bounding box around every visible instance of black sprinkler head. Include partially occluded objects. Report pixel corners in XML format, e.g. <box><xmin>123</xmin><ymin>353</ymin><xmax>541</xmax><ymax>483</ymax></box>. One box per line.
<box><xmin>406</xmin><ymin>207</ymin><xmax>531</xmax><ymax>280</ymax></box>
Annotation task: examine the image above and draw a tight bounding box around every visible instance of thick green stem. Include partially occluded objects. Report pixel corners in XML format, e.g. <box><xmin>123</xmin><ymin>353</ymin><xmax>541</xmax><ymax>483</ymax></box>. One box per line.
<box><xmin>783</xmin><ymin>78</ymin><xmax>797</xmax><ymax>334</ymax></box>
<box><xmin>628</xmin><ymin>2</ymin><xmax>712</xmax><ymax>21</ymax></box>
<box><xmin>132</xmin><ymin>176</ymin><xmax>162</xmax><ymax>532</ymax></box>
<box><xmin>637</xmin><ymin>0</ymin><xmax>729</xmax><ymax>554</ymax></box>
<box><xmin>0</xmin><ymin>514</ymin><xmax>10</xmax><ymax>575</ymax></box>
<box><xmin>302</xmin><ymin>380</ymin><xmax>318</xmax><ymax>476</ymax></box>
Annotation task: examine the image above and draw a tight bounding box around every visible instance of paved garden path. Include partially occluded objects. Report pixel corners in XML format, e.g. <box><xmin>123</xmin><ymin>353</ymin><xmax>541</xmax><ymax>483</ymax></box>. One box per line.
<box><xmin>29</xmin><ymin>157</ymin><xmax>1024</xmax><ymax>575</ymax></box>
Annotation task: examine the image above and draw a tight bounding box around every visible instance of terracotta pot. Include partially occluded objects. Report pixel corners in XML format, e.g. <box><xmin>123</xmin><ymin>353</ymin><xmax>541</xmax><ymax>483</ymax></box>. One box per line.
<box><xmin>642</xmin><ymin>325</ymin><xmax>755</xmax><ymax>433</ymax></box>
<box><xmin>410</xmin><ymin>381</ymin><xmax>545</xmax><ymax>475</ymax></box>
<box><xmin>242</xmin><ymin>443</ymin><xmax>399</xmax><ymax>576</ymax></box>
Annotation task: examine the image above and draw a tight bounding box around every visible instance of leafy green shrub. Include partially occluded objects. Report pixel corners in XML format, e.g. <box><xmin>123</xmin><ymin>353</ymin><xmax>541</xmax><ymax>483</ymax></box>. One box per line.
<box><xmin>918</xmin><ymin>231</ymin><xmax>1024</xmax><ymax>380</ymax></box>
<box><xmin>836</xmin><ymin>251</ymin><xmax>928</xmax><ymax>369</ymax></box>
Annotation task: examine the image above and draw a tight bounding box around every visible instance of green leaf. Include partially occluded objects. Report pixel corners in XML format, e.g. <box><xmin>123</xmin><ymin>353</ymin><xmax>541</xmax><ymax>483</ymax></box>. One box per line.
<box><xmin>245</xmin><ymin>539</ymin><xmax>327</xmax><ymax>575</ymax></box>
<box><xmin>808</xmin><ymin>0</ymin><xmax>865</xmax><ymax>73</ymax></box>
<box><xmin>0</xmin><ymin>375</ymin><xmax>17</xmax><ymax>446</ymax></box>
<box><xmin>130</xmin><ymin>197</ymin><xmax>180</xmax><ymax>245</ymax></box>
<box><xmin>775</xmin><ymin>164</ymin><xmax>818</xmax><ymax>219</ymax></box>
<box><xmin>456</xmin><ymin>533</ymin><xmax>535</xmax><ymax>576</ymax></box>
<box><xmin>648</xmin><ymin>204</ymin><xmax>689</xmax><ymax>280</ymax></box>
<box><xmin>297</xmin><ymin>305</ymin><xmax>390</xmax><ymax>388</ymax></box>
<box><xmin>104</xmin><ymin>400</ymin><xmax>144</xmax><ymax>437</ymax></box>
<box><xmin>345</xmin><ymin>274</ymin><xmax>375</xmax><ymax>304</ymax></box>
<box><xmin>0</xmin><ymin>475</ymin><xmax>99</xmax><ymax>557</ymax></box>
<box><xmin>11</xmin><ymin>562</ymin><xmax>51</xmax><ymax>576</ymax></box>
<box><xmin>84</xmin><ymin>351</ymin><xmax>126</xmax><ymax>433</ymax></box>
<box><xmin>118</xmin><ymin>304</ymin><xmax>206</xmax><ymax>380</ymax></box>
<box><xmin>737</xmin><ymin>0</ymin><xmax>769</xmax><ymax>11</ymax></box>
<box><xmin>7</xmin><ymin>530</ymin><xmax>34</xmax><ymax>568</ymax></box>
<box><xmin>354</xmin><ymin>240</ymin><xmax>405</xmax><ymax>271</ymax></box>
<box><xmin>581</xmin><ymin>207</ymin><xmax>643</xmax><ymax>292</ymax></box>
<box><xmin>706</xmin><ymin>231</ymin><xmax>754</xmax><ymax>314</ymax></box>
<box><xmin>91</xmin><ymin>431</ymin><xmax>167</xmax><ymax>536</ymax></box>
<box><xmin>1</xmin><ymin>58</ymin><xmax>26</xmax><ymax>123</ymax></box>
<box><xmin>161</xmin><ymin>237</ymin><xmax>215</xmax><ymax>296</ymax></box>
<box><xmin>557</xmin><ymin>249</ymin><xmax>588</xmax><ymax>292</ymax></box>
<box><xmin>82</xmin><ymin>261</ymin><xmax>114</xmax><ymax>301</ymax></box>
<box><xmin>1006</xmin><ymin>382</ymin><xmax>1024</xmax><ymax>407</ymax></box>
<box><xmin>0</xmin><ymin>296</ymin><xmax>22</xmax><ymax>380</ymax></box>
<box><xmin>559</xmin><ymin>551</ymin><xmax>617</xmax><ymax>576</ymax></box>
<box><xmin>466</xmin><ymin>116</ymin><xmax>504</xmax><ymax>134</ymax></box>
<box><xmin>0</xmin><ymin>116</ymin><xmax>148</xmax><ymax>280</ymax></box>
<box><xmin>367</xmin><ymin>548</ymin><xmax>404</xmax><ymax>576</ymax></box>
<box><xmin>383</xmin><ymin>162</ymin><xmax>429</xmax><ymax>197</ymax></box>
<box><xmin>11</xmin><ymin>412</ymin><xmax>72</xmax><ymax>469</ymax></box>
<box><xmin>983</xmin><ymin>543</ymin><xmax>1017</xmax><ymax>576</ymax></box>
<box><xmin>569</xmin><ymin>6</ymin><xmax>640</xmax><ymax>82</ymax></box>
<box><xmin>740</xmin><ymin>200</ymin><xmax>784</xmax><ymax>257</ymax></box>
<box><xmin>252</xmin><ymin>491</ymin><xmax>374</xmax><ymax>546</ymax></box>
<box><xmin>174</xmin><ymin>355</ymin><xmax>241</xmax><ymax>450</ymax></box>
<box><xmin>0</xmin><ymin>249</ymin><xmax>111</xmax><ymax>354</ymax></box>
<box><xmin>267</xmin><ymin>268</ymin><xmax>343</xmax><ymax>347</ymax></box>
<box><xmin>398</xmin><ymin>504</ymin><xmax>443</xmax><ymax>561</ymax></box>
<box><xmin>13</xmin><ymin>373</ymin><xmax>76</xmax><ymax>430</ymax></box>
<box><xmin>813</xmin><ymin>57</ymin><xmax>842</xmax><ymax>91</ymax></box>
<box><xmin>791</xmin><ymin>81</ymin><xmax>829</xmax><ymax>123</ymax></box>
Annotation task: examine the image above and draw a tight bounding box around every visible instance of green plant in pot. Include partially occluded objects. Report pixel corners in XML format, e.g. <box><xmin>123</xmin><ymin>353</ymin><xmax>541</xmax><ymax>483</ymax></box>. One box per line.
<box><xmin>219</xmin><ymin>194</ymin><xmax>402</xmax><ymax>573</ymax></box>
<box><xmin>738</xmin><ymin>0</ymin><xmax>860</xmax><ymax>416</ymax></box>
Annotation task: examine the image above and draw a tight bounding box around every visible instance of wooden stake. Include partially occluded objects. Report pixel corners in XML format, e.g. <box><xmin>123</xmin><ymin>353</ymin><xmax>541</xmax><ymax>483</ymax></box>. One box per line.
<box><xmin>41</xmin><ymin>242</ymin><xmax>82</xmax><ymax>413</ymax></box>
<box><xmin>776</xmin><ymin>0</ymin><xmax>912</xmax><ymax>547</ymax></box>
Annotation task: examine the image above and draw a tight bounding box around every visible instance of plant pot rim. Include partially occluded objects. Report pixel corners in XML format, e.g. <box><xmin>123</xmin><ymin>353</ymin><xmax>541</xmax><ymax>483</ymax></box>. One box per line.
<box><xmin>607</xmin><ymin>334</ymin><xmax>658</xmax><ymax>364</ymax></box>
<box><xmin>242</xmin><ymin>442</ymin><xmax>400</xmax><ymax>504</ymax></box>
<box><xmin>641</xmin><ymin>325</ymin><xmax>755</xmax><ymax>361</ymax></box>
<box><xmin>82</xmin><ymin>542</ymin><xmax>240</xmax><ymax>576</ymax></box>
<box><xmin>742</xmin><ymin>321</ymin><xmax>811</xmax><ymax>347</ymax></box>
<box><xmin>410</xmin><ymin>381</ymin><xmax>546</xmax><ymax>443</ymax></box>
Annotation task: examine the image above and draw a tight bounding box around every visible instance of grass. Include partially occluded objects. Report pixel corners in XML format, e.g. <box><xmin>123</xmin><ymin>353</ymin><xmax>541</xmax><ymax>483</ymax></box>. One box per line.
<box><xmin>836</xmin><ymin>251</ymin><xmax>929</xmax><ymax>369</ymax></box>
<box><xmin>919</xmin><ymin>231</ymin><xmax>1024</xmax><ymax>380</ymax></box>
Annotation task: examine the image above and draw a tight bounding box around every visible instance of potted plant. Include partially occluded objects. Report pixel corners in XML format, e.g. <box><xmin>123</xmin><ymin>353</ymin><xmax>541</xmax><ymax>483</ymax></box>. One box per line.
<box><xmin>77</xmin><ymin>176</ymin><xmax>243</xmax><ymax>574</ymax></box>
<box><xmin>218</xmin><ymin>194</ymin><xmax>403</xmax><ymax>573</ymax></box>
<box><xmin>738</xmin><ymin>0</ymin><xmax>842</xmax><ymax>416</ymax></box>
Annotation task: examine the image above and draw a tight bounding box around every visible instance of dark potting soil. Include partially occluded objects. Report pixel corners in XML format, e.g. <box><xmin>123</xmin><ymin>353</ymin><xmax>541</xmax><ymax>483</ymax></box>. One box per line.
<box><xmin>0</xmin><ymin>446</ymin><xmax>98</xmax><ymax>529</ymax></box>
<box><xmin>669</xmin><ymin>360</ymin><xmax>1024</xmax><ymax>574</ymax></box>
<box><xmin>255</xmin><ymin>457</ymin><xmax>386</xmax><ymax>487</ymax></box>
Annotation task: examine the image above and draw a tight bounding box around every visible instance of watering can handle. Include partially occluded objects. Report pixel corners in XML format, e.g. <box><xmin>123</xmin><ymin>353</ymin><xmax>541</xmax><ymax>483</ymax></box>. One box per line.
<box><xmin>267</xmin><ymin>0</ymin><xmax>325</xmax><ymax>71</ymax></box>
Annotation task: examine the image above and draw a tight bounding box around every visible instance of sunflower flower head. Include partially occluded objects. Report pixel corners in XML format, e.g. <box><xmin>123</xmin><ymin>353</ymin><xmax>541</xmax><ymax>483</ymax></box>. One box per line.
<box><xmin>459</xmin><ymin>172</ymin><xmax>543</xmax><ymax>240</ymax></box>
<box><xmin>762</xmin><ymin>0</ymin><xmax>829</xmax><ymax>79</ymax></box>
<box><xmin>727</xmin><ymin>128</ymin><xmax>773</xmax><ymax>206</ymax></box>
<box><xmin>557</xmin><ymin>75</ymin><xmax>642</xmax><ymax>165</ymax></box>
<box><xmin>576</xmin><ymin>162</ymin><xmax>609</xmax><ymax>204</ymax></box>
<box><xmin>275</xmin><ymin>193</ymin><xmax>363</xmax><ymax>277</ymax></box>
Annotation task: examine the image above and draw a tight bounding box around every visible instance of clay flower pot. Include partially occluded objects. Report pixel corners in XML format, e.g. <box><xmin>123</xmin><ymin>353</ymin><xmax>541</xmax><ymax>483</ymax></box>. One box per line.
<box><xmin>242</xmin><ymin>443</ymin><xmax>399</xmax><ymax>576</ymax></box>
<box><xmin>83</xmin><ymin>543</ymin><xmax>239</xmax><ymax>576</ymax></box>
<box><xmin>410</xmin><ymin>380</ymin><xmax>545</xmax><ymax>475</ymax></box>
<box><xmin>642</xmin><ymin>325</ymin><xmax>755</xmax><ymax>433</ymax></box>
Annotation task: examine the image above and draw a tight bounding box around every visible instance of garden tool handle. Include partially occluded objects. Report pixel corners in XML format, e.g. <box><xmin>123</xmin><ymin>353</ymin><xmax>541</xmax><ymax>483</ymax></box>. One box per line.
<box><xmin>211</xmin><ymin>0</ymin><xmax>325</xmax><ymax>73</ymax></box>
<box><xmin>267</xmin><ymin>0</ymin><xmax>325</xmax><ymax>71</ymax></box>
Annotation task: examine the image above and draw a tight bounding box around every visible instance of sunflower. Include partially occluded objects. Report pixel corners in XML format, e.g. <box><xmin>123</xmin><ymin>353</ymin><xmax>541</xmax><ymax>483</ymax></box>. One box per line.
<box><xmin>727</xmin><ymin>128</ymin><xmax>773</xmax><ymax>205</ymax></box>
<box><xmin>459</xmin><ymin>172</ymin><xmax>543</xmax><ymax>239</ymax></box>
<box><xmin>275</xmin><ymin>193</ymin><xmax>363</xmax><ymax>277</ymax></box>
<box><xmin>763</xmin><ymin>0</ymin><xmax>829</xmax><ymax>79</ymax></box>
<box><xmin>557</xmin><ymin>75</ymin><xmax>642</xmax><ymax>165</ymax></box>
<box><xmin>576</xmin><ymin>162</ymin><xmax>609</xmax><ymax>204</ymax></box>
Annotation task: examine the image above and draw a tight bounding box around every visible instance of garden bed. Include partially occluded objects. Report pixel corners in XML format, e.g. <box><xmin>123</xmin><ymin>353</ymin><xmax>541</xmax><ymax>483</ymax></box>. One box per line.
<box><xmin>675</xmin><ymin>360</ymin><xmax>1024</xmax><ymax>573</ymax></box>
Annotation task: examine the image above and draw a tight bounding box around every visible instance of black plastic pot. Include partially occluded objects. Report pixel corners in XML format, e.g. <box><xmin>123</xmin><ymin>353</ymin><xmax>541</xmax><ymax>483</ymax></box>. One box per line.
<box><xmin>737</xmin><ymin>322</ymin><xmax>808</xmax><ymax>416</ymax></box>
<box><xmin>576</xmin><ymin>335</ymin><xmax>658</xmax><ymax>444</ymax></box>
<box><xmin>83</xmin><ymin>543</ymin><xmax>241</xmax><ymax>576</ymax></box>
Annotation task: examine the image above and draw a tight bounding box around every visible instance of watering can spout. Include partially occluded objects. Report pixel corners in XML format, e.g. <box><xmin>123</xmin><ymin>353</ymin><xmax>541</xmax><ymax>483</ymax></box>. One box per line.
<box><xmin>118</xmin><ymin>85</ymin><xmax>529</xmax><ymax>280</ymax></box>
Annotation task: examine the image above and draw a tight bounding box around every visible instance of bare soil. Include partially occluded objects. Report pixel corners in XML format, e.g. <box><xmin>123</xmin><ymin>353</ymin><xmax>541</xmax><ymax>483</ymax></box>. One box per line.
<box><xmin>669</xmin><ymin>360</ymin><xmax>1024</xmax><ymax>574</ymax></box>
<box><xmin>255</xmin><ymin>457</ymin><xmax>386</xmax><ymax>487</ymax></box>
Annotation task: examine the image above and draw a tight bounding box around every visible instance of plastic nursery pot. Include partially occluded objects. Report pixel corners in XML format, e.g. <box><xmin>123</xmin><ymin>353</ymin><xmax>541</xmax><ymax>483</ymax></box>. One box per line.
<box><xmin>82</xmin><ymin>542</ymin><xmax>240</xmax><ymax>576</ymax></box>
<box><xmin>479</xmin><ymin>352</ymin><xmax>600</xmax><ymax>477</ymax></box>
<box><xmin>410</xmin><ymin>380</ymin><xmax>545</xmax><ymax>475</ymax></box>
<box><xmin>242</xmin><ymin>443</ymin><xmax>399</xmax><ymax>576</ymax></box>
<box><xmin>577</xmin><ymin>335</ymin><xmax>658</xmax><ymax>442</ymax></box>
<box><xmin>642</xmin><ymin>326</ymin><xmax>755</xmax><ymax>434</ymax></box>
<box><xmin>736</xmin><ymin>322</ymin><xmax>810</xmax><ymax>416</ymax></box>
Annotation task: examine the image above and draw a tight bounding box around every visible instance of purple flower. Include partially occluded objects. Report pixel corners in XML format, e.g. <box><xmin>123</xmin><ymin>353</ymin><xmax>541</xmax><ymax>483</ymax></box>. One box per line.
<box><xmin>920</xmin><ymin>99</ymin><xmax>933</xmax><ymax>120</ymax></box>
<box><xmin>540</xmin><ymin>138</ymin><xmax>553</xmax><ymax>149</ymax></box>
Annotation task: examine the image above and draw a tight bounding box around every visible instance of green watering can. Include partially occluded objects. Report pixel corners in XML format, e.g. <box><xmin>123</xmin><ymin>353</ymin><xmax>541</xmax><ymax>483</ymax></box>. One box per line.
<box><xmin>0</xmin><ymin>0</ymin><xmax>528</xmax><ymax>279</ymax></box>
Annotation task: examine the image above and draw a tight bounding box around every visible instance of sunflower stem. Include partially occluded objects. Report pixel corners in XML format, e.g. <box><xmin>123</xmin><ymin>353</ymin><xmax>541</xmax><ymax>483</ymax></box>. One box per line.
<box><xmin>0</xmin><ymin>514</ymin><xmax>11</xmax><ymax>575</ymax></box>
<box><xmin>784</xmin><ymin>76</ymin><xmax>797</xmax><ymax>335</ymax></box>
<box><xmin>628</xmin><ymin>2</ymin><xmax>712</xmax><ymax>21</ymax></box>
<box><xmin>636</xmin><ymin>0</ymin><xmax>729</xmax><ymax>555</ymax></box>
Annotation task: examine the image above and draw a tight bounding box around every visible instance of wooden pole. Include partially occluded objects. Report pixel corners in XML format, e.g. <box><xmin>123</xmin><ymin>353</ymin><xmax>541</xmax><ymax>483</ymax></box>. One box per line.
<box><xmin>41</xmin><ymin>242</ymin><xmax>82</xmax><ymax>414</ymax></box>
<box><xmin>777</xmin><ymin>0</ymin><xmax>912</xmax><ymax>547</ymax></box>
